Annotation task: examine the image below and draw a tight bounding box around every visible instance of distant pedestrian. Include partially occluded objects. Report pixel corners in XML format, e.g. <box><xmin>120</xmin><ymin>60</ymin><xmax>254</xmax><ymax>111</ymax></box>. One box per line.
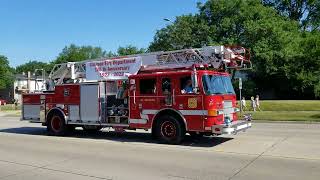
<box><xmin>255</xmin><ymin>95</ymin><xmax>261</xmax><ymax>111</ymax></box>
<box><xmin>14</xmin><ymin>99</ymin><xmax>18</xmax><ymax>110</ymax></box>
<box><xmin>250</xmin><ymin>96</ymin><xmax>256</xmax><ymax>111</ymax></box>
<box><xmin>241</xmin><ymin>97</ymin><xmax>246</xmax><ymax>111</ymax></box>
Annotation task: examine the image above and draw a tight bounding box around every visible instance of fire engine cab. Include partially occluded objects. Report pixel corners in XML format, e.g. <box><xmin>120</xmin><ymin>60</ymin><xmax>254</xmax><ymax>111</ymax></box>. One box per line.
<box><xmin>21</xmin><ymin>46</ymin><xmax>252</xmax><ymax>144</ymax></box>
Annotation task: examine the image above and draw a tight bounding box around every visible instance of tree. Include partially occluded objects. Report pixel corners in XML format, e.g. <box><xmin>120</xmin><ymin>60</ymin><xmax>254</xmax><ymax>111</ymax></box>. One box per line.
<box><xmin>149</xmin><ymin>15</ymin><xmax>210</xmax><ymax>51</ymax></box>
<box><xmin>286</xmin><ymin>31</ymin><xmax>320</xmax><ymax>97</ymax></box>
<box><xmin>106</xmin><ymin>51</ymin><xmax>117</xmax><ymax>58</ymax></box>
<box><xmin>117</xmin><ymin>45</ymin><xmax>145</xmax><ymax>56</ymax></box>
<box><xmin>15</xmin><ymin>60</ymin><xmax>49</xmax><ymax>74</ymax></box>
<box><xmin>262</xmin><ymin>0</ymin><xmax>320</xmax><ymax>31</ymax></box>
<box><xmin>53</xmin><ymin>44</ymin><xmax>107</xmax><ymax>64</ymax></box>
<box><xmin>149</xmin><ymin>0</ymin><xmax>320</xmax><ymax>98</ymax></box>
<box><xmin>46</xmin><ymin>44</ymin><xmax>145</xmax><ymax>73</ymax></box>
<box><xmin>0</xmin><ymin>55</ymin><xmax>13</xmax><ymax>89</ymax></box>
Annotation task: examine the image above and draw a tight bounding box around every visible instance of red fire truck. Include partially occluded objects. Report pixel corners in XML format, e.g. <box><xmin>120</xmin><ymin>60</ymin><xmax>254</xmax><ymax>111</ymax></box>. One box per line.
<box><xmin>21</xmin><ymin>46</ymin><xmax>252</xmax><ymax>144</ymax></box>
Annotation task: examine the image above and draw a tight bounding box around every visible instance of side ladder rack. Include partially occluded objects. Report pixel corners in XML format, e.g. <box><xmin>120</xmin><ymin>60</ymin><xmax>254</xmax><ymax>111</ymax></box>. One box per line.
<box><xmin>47</xmin><ymin>45</ymin><xmax>252</xmax><ymax>85</ymax></box>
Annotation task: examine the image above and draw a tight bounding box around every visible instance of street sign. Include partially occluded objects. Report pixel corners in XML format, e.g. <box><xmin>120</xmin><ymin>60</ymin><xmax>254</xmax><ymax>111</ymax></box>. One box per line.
<box><xmin>239</xmin><ymin>78</ymin><xmax>242</xmax><ymax>89</ymax></box>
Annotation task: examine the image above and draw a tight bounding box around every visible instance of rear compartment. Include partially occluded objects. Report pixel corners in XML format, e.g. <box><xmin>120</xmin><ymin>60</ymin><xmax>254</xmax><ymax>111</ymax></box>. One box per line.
<box><xmin>22</xmin><ymin>94</ymin><xmax>41</xmax><ymax>121</ymax></box>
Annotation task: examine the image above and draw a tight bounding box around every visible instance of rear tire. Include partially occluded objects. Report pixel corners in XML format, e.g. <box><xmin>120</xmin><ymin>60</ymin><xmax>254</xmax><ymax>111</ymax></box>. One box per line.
<box><xmin>155</xmin><ymin>115</ymin><xmax>185</xmax><ymax>144</ymax></box>
<box><xmin>47</xmin><ymin>114</ymin><xmax>67</xmax><ymax>136</ymax></box>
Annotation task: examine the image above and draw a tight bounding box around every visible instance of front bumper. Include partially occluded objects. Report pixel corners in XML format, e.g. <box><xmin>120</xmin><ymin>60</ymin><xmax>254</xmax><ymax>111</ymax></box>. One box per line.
<box><xmin>212</xmin><ymin>120</ymin><xmax>252</xmax><ymax>135</ymax></box>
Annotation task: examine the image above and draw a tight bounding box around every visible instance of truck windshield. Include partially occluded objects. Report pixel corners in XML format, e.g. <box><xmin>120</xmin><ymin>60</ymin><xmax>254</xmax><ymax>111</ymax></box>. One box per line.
<box><xmin>202</xmin><ymin>75</ymin><xmax>235</xmax><ymax>95</ymax></box>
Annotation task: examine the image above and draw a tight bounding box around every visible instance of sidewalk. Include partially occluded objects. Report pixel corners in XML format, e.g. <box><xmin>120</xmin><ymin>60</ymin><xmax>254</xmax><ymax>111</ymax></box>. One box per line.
<box><xmin>0</xmin><ymin>110</ymin><xmax>21</xmax><ymax>117</ymax></box>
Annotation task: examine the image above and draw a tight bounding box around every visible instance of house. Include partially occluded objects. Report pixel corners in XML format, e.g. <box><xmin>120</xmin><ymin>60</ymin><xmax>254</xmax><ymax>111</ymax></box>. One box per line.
<box><xmin>13</xmin><ymin>73</ymin><xmax>45</xmax><ymax>104</ymax></box>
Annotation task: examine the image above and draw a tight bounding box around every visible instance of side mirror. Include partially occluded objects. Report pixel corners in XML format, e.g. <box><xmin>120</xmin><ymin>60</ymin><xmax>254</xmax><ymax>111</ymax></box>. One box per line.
<box><xmin>191</xmin><ymin>70</ymin><xmax>199</xmax><ymax>94</ymax></box>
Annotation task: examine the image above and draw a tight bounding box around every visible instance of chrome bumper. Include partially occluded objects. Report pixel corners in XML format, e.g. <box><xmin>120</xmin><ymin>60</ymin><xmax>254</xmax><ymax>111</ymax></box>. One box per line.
<box><xmin>212</xmin><ymin>120</ymin><xmax>252</xmax><ymax>135</ymax></box>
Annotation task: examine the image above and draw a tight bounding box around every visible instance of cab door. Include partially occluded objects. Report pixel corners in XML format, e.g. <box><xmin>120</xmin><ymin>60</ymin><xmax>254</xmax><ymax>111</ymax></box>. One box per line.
<box><xmin>173</xmin><ymin>75</ymin><xmax>204</xmax><ymax>131</ymax></box>
<box><xmin>129</xmin><ymin>77</ymin><xmax>159</xmax><ymax>127</ymax></box>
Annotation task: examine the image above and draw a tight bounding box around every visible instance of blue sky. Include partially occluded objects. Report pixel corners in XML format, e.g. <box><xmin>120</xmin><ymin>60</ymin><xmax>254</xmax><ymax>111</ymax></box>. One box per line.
<box><xmin>0</xmin><ymin>0</ymin><xmax>204</xmax><ymax>67</ymax></box>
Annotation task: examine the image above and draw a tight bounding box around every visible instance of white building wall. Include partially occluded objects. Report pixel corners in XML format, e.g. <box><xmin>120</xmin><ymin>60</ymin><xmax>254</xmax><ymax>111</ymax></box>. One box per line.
<box><xmin>14</xmin><ymin>79</ymin><xmax>45</xmax><ymax>104</ymax></box>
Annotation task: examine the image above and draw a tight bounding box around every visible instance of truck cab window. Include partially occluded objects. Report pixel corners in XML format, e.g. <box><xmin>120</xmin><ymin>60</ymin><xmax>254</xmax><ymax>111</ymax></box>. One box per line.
<box><xmin>140</xmin><ymin>79</ymin><xmax>156</xmax><ymax>95</ymax></box>
<box><xmin>162</xmin><ymin>78</ymin><xmax>172</xmax><ymax>105</ymax></box>
<box><xmin>180</xmin><ymin>76</ymin><xmax>193</xmax><ymax>94</ymax></box>
<box><xmin>162</xmin><ymin>78</ymin><xmax>171</xmax><ymax>93</ymax></box>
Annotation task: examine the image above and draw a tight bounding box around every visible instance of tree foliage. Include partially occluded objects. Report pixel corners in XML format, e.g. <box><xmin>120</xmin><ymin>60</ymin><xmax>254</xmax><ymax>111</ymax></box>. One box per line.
<box><xmin>0</xmin><ymin>55</ymin><xmax>13</xmax><ymax>89</ymax></box>
<box><xmin>53</xmin><ymin>44</ymin><xmax>107</xmax><ymax>64</ymax></box>
<box><xmin>8</xmin><ymin>0</ymin><xmax>320</xmax><ymax>99</ymax></box>
<box><xmin>15</xmin><ymin>60</ymin><xmax>50</xmax><ymax>74</ymax></box>
<box><xmin>149</xmin><ymin>14</ymin><xmax>210</xmax><ymax>51</ymax></box>
<box><xmin>16</xmin><ymin>44</ymin><xmax>145</xmax><ymax>76</ymax></box>
<box><xmin>262</xmin><ymin>0</ymin><xmax>320</xmax><ymax>30</ymax></box>
<box><xmin>117</xmin><ymin>45</ymin><xmax>146</xmax><ymax>56</ymax></box>
<box><xmin>51</xmin><ymin>44</ymin><xmax>144</xmax><ymax>65</ymax></box>
<box><xmin>149</xmin><ymin>0</ymin><xmax>320</xmax><ymax>99</ymax></box>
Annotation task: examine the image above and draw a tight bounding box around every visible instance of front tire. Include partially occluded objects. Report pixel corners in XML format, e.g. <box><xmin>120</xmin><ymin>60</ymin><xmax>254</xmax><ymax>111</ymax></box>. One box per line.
<box><xmin>155</xmin><ymin>115</ymin><xmax>185</xmax><ymax>144</ymax></box>
<box><xmin>47</xmin><ymin>114</ymin><xmax>67</xmax><ymax>136</ymax></box>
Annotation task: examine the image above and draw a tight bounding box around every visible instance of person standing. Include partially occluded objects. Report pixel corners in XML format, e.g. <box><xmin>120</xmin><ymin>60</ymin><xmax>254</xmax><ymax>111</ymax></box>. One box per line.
<box><xmin>255</xmin><ymin>95</ymin><xmax>261</xmax><ymax>111</ymax></box>
<box><xmin>14</xmin><ymin>98</ymin><xmax>18</xmax><ymax>110</ymax></box>
<box><xmin>251</xmin><ymin>96</ymin><xmax>256</xmax><ymax>111</ymax></box>
<box><xmin>241</xmin><ymin>97</ymin><xmax>246</xmax><ymax>111</ymax></box>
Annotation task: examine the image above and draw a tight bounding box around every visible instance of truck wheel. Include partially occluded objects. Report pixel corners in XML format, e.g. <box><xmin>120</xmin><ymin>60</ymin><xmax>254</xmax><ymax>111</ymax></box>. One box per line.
<box><xmin>82</xmin><ymin>126</ymin><xmax>102</xmax><ymax>133</ymax></box>
<box><xmin>47</xmin><ymin>115</ymin><xmax>67</xmax><ymax>136</ymax></box>
<box><xmin>155</xmin><ymin>115</ymin><xmax>185</xmax><ymax>144</ymax></box>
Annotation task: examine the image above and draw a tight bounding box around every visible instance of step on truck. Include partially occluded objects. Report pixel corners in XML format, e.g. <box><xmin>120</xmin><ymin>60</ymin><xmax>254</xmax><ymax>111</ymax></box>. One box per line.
<box><xmin>21</xmin><ymin>45</ymin><xmax>252</xmax><ymax>144</ymax></box>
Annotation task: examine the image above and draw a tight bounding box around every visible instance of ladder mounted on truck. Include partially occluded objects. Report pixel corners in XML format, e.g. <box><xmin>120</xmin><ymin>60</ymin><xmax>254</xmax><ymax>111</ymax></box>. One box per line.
<box><xmin>48</xmin><ymin>45</ymin><xmax>251</xmax><ymax>85</ymax></box>
<box><xmin>142</xmin><ymin>45</ymin><xmax>251</xmax><ymax>71</ymax></box>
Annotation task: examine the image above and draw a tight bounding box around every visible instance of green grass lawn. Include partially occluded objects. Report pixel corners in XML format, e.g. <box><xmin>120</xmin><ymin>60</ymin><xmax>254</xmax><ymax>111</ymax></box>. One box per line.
<box><xmin>240</xmin><ymin>111</ymin><xmax>320</xmax><ymax>122</ymax></box>
<box><xmin>1</xmin><ymin>110</ymin><xmax>21</xmax><ymax>117</ymax></box>
<box><xmin>239</xmin><ymin>100</ymin><xmax>320</xmax><ymax>122</ymax></box>
<box><xmin>255</xmin><ymin>100</ymin><xmax>320</xmax><ymax>111</ymax></box>
<box><xmin>0</xmin><ymin>104</ymin><xmax>21</xmax><ymax>111</ymax></box>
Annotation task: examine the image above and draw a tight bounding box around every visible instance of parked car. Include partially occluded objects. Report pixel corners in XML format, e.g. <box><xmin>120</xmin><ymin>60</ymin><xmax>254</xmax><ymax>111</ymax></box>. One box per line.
<box><xmin>0</xmin><ymin>99</ymin><xmax>7</xmax><ymax>105</ymax></box>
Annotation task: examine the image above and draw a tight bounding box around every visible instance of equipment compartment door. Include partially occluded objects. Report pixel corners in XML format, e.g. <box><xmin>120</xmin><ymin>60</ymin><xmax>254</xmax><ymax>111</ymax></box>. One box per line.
<box><xmin>80</xmin><ymin>84</ymin><xmax>99</xmax><ymax>123</ymax></box>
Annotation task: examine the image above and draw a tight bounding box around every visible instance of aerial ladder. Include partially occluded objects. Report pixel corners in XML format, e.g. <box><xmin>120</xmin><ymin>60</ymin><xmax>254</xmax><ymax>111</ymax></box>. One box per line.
<box><xmin>47</xmin><ymin>45</ymin><xmax>251</xmax><ymax>86</ymax></box>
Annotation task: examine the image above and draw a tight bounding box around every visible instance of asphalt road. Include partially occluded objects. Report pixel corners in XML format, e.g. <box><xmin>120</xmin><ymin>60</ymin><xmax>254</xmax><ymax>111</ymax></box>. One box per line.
<box><xmin>0</xmin><ymin>116</ymin><xmax>319</xmax><ymax>180</ymax></box>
